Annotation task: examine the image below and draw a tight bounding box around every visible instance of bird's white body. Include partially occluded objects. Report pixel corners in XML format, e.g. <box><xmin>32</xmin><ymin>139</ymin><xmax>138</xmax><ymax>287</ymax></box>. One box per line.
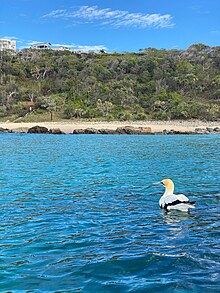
<box><xmin>159</xmin><ymin>179</ymin><xmax>195</xmax><ymax>212</ymax></box>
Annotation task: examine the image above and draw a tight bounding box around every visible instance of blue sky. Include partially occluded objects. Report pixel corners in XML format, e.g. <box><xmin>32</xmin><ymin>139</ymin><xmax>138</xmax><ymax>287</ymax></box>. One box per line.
<box><xmin>1</xmin><ymin>0</ymin><xmax>219</xmax><ymax>52</ymax></box>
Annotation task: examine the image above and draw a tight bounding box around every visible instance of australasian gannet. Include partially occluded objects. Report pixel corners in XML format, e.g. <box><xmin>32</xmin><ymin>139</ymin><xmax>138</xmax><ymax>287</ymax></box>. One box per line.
<box><xmin>156</xmin><ymin>179</ymin><xmax>196</xmax><ymax>212</ymax></box>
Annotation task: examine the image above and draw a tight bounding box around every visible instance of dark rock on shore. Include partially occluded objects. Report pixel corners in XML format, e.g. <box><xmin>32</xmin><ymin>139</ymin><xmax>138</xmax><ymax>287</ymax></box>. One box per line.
<box><xmin>213</xmin><ymin>127</ymin><xmax>220</xmax><ymax>132</ymax></box>
<box><xmin>49</xmin><ymin>128</ymin><xmax>65</xmax><ymax>134</ymax></box>
<box><xmin>0</xmin><ymin>127</ymin><xmax>10</xmax><ymax>133</ymax></box>
<box><xmin>162</xmin><ymin>129</ymin><xmax>195</xmax><ymax>135</ymax></box>
<box><xmin>72</xmin><ymin>126</ymin><xmax>152</xmax><ymax>135</ymax></box>
<box><xmin>28</xmin><ymin>126</ymin><xmax>64</xmax><ymax>134</ymax></box>
<box><xmin>27</xmin><ymin>126</ymin><xmax>49</xmax><ymax>134</ymax></box>
<box><xmin>116</xmin><ymin>126</ymin><xmax>152</xmax><ymax>134</ymax></box>
<box><xmin>72</xmin><ymin>129</ymin><xmax>87</xmax><ymax>134</ymax></box>
<box><xmin>84</xmin><ymin>128</ymin><xmax>100</xmax><ymax>134</ymax></box>
<box><xmin>195</xmin><ymin>128</ymin><xmax>208</xmax><ymax>134</ymax></box>
<box><xmin>99</xmin><ymin>129</ymin><xmax>117</xmax><ymax>134</ymax></box>
<box><xmin>195</xmin><ymin>127</ymin><xmax>220</xmax><ymax>134</ymax></box>
<box><xmin>22</xmin><ymin>124</ymin><xmax>220</xmax><ymax>135</ymax></box>
<box><xmin>73</xmin><ymin>128</ymin><xmax>100</xmax><ymax>134</ymax></box>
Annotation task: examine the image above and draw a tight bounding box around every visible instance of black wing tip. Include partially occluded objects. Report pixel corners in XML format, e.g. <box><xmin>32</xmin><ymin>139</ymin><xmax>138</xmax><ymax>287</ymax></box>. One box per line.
<box><xmin>164</xmin><ymin>200</ymin><xmax>196</xmax><ymax>210</ymax></box>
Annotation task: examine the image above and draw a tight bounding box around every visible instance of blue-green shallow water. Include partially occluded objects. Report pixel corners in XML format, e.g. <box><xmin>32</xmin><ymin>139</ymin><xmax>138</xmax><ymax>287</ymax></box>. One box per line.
<box><xmin>0</xmin><ymin>133</ymin><xmax>219</xmax><ymax>292</ymax></box>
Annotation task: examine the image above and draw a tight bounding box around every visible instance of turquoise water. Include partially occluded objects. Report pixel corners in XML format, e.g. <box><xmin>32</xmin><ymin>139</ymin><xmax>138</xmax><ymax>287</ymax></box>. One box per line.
<box><xmin>0</xmin><ymin>133</ymin><xmax>220</xmax><ymax>292</ymax></box>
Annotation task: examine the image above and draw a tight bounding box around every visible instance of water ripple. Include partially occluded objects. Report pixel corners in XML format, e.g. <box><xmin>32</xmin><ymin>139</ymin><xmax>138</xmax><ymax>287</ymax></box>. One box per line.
<box><xmin>0</xmin><ymin>134</ymin><xmax>219</xmax><ymax>292</ymax></box>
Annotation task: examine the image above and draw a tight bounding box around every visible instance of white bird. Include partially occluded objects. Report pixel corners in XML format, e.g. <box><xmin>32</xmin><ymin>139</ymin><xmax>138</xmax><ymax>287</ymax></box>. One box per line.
<box><xmin>156</xmin><ymin>179</ymin><xmax>196</xmax><ymax>212</ymax></box>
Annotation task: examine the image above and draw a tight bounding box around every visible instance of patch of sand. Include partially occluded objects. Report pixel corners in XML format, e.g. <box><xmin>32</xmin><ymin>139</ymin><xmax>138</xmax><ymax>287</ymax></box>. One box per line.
<box><xmin>0</xmin><ymin>120</ymin><xmax>220</xmax><ymax>134</ymax></box>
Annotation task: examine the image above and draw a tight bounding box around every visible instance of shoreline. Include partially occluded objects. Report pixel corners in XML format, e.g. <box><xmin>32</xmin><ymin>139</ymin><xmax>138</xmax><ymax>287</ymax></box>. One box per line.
<box><xmin>0</xmin><ymin>120</ymin><xmax>220</xmax><ymax>134</ymax></box>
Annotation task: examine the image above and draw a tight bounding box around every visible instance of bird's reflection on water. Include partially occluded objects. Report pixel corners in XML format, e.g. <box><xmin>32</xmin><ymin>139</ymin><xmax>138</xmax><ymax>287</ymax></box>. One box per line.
<box><xmin>162</xmin><ymin>209</ymin><xmax>196</xmax><ymax>225</ymax></box>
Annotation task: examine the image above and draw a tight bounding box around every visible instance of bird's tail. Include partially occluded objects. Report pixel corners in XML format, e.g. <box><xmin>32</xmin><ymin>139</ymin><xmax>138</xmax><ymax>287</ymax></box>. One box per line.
<box><xmin>188</xmin><ymin>201</ymin><xmax>196</xmax><ymax>208</ymax></box>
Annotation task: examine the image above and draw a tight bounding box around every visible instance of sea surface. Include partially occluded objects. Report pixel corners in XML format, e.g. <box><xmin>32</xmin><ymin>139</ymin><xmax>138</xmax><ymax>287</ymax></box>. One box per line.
<box><xmin>0</xmin><ymin>133</ymin><xmax>219</xmax><ymax>292</ymax></box>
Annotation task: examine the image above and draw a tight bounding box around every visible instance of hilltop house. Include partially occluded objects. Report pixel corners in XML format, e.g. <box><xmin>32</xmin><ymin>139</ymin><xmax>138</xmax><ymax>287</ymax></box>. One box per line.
<box><xmin>31</xmin><ymin>42</ymin><xmax>51</xmax><ymax>49</ymax></box>
<box><xmin>0</xmin><ymin>38</ymin><xmax>16</xmax><ymax>51</ymax></box>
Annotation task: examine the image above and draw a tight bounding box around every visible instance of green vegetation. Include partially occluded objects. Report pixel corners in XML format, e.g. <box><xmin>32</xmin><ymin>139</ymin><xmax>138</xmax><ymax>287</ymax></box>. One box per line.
<box><xmin>0</xmin><ymin>43</ymin><xmax>220</xmax><ymax>121</ymax></box>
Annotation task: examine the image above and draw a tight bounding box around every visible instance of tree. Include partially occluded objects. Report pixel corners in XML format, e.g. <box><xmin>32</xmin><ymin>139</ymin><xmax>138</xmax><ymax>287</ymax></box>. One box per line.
<box><xmin>96</xmin><ymin>99</ymin><xmax>113</xmax><ymax>116</ymax></box>
<box><xmin>37</xmin><ymin>95</ymin><xmax>58</xmax><ymax>121</ymax></box>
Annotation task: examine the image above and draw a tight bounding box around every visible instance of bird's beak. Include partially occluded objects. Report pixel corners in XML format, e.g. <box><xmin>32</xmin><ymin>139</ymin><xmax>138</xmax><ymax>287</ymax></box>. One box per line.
<box><xmin>152</xmin><ymin>181</ymin><xmax>163</xmax><ymax>186</ymax></box>
<box><xmin>146</xmin><ymin>181</ymin><xmax>163</xmax><ymax>189</ymax></box>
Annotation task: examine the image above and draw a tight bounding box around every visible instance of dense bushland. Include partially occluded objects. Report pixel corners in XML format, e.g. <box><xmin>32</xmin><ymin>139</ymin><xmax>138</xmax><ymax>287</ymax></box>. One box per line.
<box><xmin>0</xmin><ymin>43</ymin><xmax>220</xmax><ymax>121</ymax></box>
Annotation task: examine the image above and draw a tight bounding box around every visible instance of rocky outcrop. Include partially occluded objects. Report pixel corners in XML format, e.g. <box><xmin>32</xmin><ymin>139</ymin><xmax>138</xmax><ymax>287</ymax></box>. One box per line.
<box><xmin>162</xmin><ymin>129</ymin><xmax>195</xmax><ymax>135</ymax></box>
<box><xmin>28</xmin><ymin>126</ymin><xmax>65</xmax><ymax>134</ymax></box>
<box><xmin>84</xmin><ymin>128</ymin><xmax>100</xmax><ymax>134</ymax></box>
<box><xmin>73</xmin><ymin>128</ymin><xmax>118</xmax><ymax>134</ymax></box>
<box><xmin>49</xmin><ymin>128</ymin><xmax>65</xmax><ymax>134</ymax></box>
<box><xmin>0</xmin><ymin>127</ymin><xmax>10</xmax><ymax>133</ymax></box>
<box><xmin>98</xmin><ymin>129</ymin><xmax>117</xmax><ymax>134</ymax></box>
<box><xmin>195</xmin><ymin>128</ymin><xmax>208</xmax><ymax>134</ymax></box>
<box><xmin>27</xmin><ymin>126</ymin><xmax>49</xmax><ymax>134</ymax></box>
<box><xmin>213</xmin><ymin>127</ymin><xmax>220</xmax><ymax>133</ymax></box>
<box><xmin>73</xmin><ymin>128</ymin><xmax>100</xmax><ymax>134</ymax></box>
<box><xmin>2</xmin><ymin>124</ymin><xmax>220</xmax><ymax>135</ymax></box>
<box><xmin>71</xmin><ymin>125</ymin><xmax>220</xmax><ymax>135</ymax></box>
<box><xmin>116</xmin><ymin>126</ymin><xmax>152</xmax><ymax>134</ymax></box>
<box><xmin>72</xmin><ymin>126</ymin><xmax>152</xmax><ymax>135</ymax></box>
<box><xmin>72</xmin><ymin>129</ymin><xmax>87</xmax><ymax>134</ymax></box>
<box><xmin>195</xmin><ymin>127</ymin><xmax>220</xmax><ymax>134</ymax></box>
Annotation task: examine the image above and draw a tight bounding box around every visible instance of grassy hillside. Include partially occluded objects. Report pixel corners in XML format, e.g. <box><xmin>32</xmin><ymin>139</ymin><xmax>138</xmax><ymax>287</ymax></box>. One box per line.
<box><xmin>0</xmin><ymin>43</ymin><xmax>220</xmax><ymax>121</ymax></box>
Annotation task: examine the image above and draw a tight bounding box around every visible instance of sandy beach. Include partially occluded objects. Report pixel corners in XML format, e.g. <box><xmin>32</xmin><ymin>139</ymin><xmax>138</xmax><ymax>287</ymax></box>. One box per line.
<box><xmin>0</xmin><ymin>120</ymin><xmax>220</xmax><ymax>134</ymax></box>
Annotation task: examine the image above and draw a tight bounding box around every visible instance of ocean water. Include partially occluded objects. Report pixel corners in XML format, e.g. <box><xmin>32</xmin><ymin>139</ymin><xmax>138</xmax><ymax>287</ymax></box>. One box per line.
<box><xmin>0</xmin><ymin>133</ymin><xmax>219</xmax><ymax>292</ymax></box>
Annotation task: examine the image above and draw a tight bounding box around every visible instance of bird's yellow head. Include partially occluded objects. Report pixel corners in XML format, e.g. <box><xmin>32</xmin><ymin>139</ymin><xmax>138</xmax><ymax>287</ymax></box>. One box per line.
<box><xmin>161</xmin><ymin>179</ymin><xmax>174</xmax><ymax>193</ymax></box>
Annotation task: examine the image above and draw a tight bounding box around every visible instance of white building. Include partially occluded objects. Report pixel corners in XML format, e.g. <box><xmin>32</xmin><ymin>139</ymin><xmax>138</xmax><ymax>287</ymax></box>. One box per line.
<box><xmin>53</xmin><ymin>46</ymin><xmax>70</xmax><ymax>51</ymax></box>
<box><xmin>31</xmin><ymin>42</ymin><xmax>51</xmax><ymax>49</ymax></box>
<box><xmin>0</xmin><ymin>38</ymin><xmax>16</xmax><ymax>51</ymax></box>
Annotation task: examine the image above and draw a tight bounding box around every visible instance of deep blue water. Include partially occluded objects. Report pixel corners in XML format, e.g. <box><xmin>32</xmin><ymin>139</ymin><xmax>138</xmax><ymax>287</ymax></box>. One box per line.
<box><xmin>0</xmin><ymin>133</ymin><xmax>220</xmax><ymax>292</ymax></box>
